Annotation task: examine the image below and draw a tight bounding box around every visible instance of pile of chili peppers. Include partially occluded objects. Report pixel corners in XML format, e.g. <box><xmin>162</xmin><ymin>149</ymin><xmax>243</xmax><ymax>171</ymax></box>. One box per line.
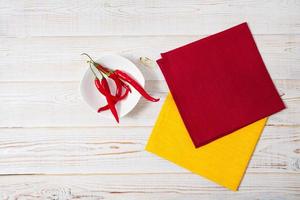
<box><xmin>82</xmin><ymin>53</ymin><xmax>159</xmax><ymax>123</ymax></box>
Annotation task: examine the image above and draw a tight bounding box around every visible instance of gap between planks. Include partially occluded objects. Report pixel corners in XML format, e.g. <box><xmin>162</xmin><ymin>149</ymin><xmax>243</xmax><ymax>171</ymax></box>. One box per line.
<box><xmin>1</xmin><ymin>33</ymin><xmax>300</xmax><ymax>39</ymax></box>
<box><xmin>0</xmin><ymin>171</ymin><xmax>298</xmax><ymax>177</ymax></box>
<box><xmin>0</xmin><ymin>124</ymin><xmax>299</xmax><ymax>129</ymax></box>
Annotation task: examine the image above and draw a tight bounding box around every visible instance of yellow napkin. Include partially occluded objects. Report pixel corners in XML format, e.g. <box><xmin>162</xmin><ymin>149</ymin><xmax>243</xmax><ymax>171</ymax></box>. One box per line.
<box><xmin>146</xmin><ymin>93</ymin><xmax>267</xmax><ymax>191</ymax></box>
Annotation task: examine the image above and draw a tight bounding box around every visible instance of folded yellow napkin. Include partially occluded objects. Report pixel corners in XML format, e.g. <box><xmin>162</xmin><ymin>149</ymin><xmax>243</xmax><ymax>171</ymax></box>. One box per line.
<box><xmin>146</xmin><ymin>93</ymin><xmax>267</xmax><ymax>191</ymax></box>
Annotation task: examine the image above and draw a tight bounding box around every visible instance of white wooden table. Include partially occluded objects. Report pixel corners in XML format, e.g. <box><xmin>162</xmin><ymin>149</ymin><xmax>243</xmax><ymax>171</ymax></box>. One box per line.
<box><xmin>0</xmin><ymin>1</ymin><xmax>299</xmax><ymax>199</ymax></box>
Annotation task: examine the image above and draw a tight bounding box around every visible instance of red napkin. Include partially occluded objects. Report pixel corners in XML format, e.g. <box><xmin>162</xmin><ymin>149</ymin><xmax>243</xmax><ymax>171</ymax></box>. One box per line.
<box><xmin>158</xmin><ymin>22</ymin><xmax>285</xmax><ymax>148</ymax></box>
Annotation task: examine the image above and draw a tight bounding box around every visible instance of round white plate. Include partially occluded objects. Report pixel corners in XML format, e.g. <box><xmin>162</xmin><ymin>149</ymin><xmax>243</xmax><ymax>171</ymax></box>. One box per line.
<box><xmin>80</xmin><ymin>54</ymin><xmax>145</xmax><ymax>119</ymax></box>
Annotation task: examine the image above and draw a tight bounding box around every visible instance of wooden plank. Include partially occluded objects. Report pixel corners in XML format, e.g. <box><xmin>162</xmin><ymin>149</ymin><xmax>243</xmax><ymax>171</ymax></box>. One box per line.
<box><xmin>1</xmin><ymin>0</ymin><xmax>300</xmax><ymax>36</ymax></box>
<box><xmin>0</xmin><ymin>125</ymin><xmax>298</xmax><ymax>175</ymax></box>
<box><xmin>0</xmin><ymin>173</ymin><xmax>299</xmax><ymax>199</ymax></box>
<box><xmin>0</xmin><ymin>0</ymin><xmax>298</xmax><ymax>199</ymax></box>
<box><xmin>0</xmin><ymin>80</ymin><xmax>298</xmax><ymax>127</ymax></box>
<box><xmin>0</xmin><ymin>35</ymin><xmax>299</xmax><ymax>81</ymax></box>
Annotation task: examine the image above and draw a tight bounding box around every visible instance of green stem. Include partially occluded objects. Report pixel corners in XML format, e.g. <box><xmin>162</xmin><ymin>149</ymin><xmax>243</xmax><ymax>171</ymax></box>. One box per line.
<box><xmin>89</xmin><ymin>62</ymin><xmax>103</xmax><ymax>80</ymax></box>
<box><xmin>81</xmin><ymin>53</ymin><xmax>96</xmax><ymax>64</ymax></box>
<box><xmin>82</xmin><ymin>53</ymin><xmax>111</xmax><ymax>77</ymax></box>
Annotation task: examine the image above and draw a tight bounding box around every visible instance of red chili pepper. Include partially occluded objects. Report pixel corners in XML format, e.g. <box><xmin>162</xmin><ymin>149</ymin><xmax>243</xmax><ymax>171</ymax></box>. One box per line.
<box><xmin>93</xmin><ymin>67</ymin><xmax>129</xmax><ymax>100</ymax></box>
<box><xmin>82</xmin><ymin>53</ymin><xmax>158</xmax><ymax>109</ymax></box>
<box><xmin>96</xmin><ymin>63</ymin><xmax>110</xmax><ymax>74</ymax></box>
<box><xmin>97</xmin><ymin>87</ymin><xmax>130</xmax><ymax>113</ymax></box>
<box><xmin>97</xmin><ymin>105</ymin><xmax>109</xmax><ymax>113</ymax></box>
<box><xmin>119</xmin><ymin>86</ymin><xmax>130</xmax><ymax>100</ymax></box>
<box><xmin>95</xmin><ymin>78</ymin><xmax>112</xmax><ymax>114</ymax></box>
<box><xmin>92</xmin><ymin>62</ymin><xmax>132</xmax><ymax>96</ymax></box>
<box><xmin>83</xmin><ymin>53</ymin><xmax>131</xmax><ymax>99</ymax></box>
<box><xmin>82</xmin><ymin>53</ymin><xmax>132</xmax><ymax>95</ymax></box>
<box><xmin>95</xmin><ymin>74</ymin><xmax>131</xmax><ymax>113</ymax></box>
<box><xmin>110</xmin><ymin>74</ymin><xmax>131</xmax><ymax>97</ymax></box>
<box><xmin>92</xmin><ymin>60</ymin><xmax>158</xmax><ymax>102</ymax></box>
<box><xmin>100</xmin><ymin>76</ymin><xmax>119</xmax><ymax>123</ymax></box>
<box><xmin>112</xmin><ymin>75</ymin><xmax>123</xmax><ymax>98</ymax></box>
<box><xmin>92</xmin><ymin>60</ymin><xmax>132</xmax><ymax>108</ymax></box>
<box><xmin>96</xmin><ymin>74</ymin><xmax>130</xmax><ymax>102</ymax></box>
<box><xmin>87</xmin><ymin>60</ymin><xmax>119</xmax><ymax>123</ymax></box>
<box><xmin>95</xmin><ymin>78</ymin><xmax>105</xmax><ymax>94</ymax></box>
<box><xmin>114</xmin><ymin>70</ymin><xmax>159</xmax><ymax>102</ymax></box>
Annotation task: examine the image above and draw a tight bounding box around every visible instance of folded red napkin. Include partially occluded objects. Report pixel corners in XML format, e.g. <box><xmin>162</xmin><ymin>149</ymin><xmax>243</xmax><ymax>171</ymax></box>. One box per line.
<box><xmin>158</xmin><ymin>22</ymin><xmax>285</xmax><ymax>148</ymax></box>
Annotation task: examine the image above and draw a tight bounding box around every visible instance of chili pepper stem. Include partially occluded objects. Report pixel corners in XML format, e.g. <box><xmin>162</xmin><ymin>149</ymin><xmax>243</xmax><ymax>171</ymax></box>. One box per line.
<box><xmin>81</xmin><ymin>53</ymin><xmax>97</xmax><ymax>64</ymax></box>
<box><xmin>82</xmin><ymin>53</ymin><xmax>114</xmax><ymax>75</ymax></box>
<box><xmin>95</xmin><ymin>63</ymin><xmax>114</xmax><ymax>76</ymax></box>
<box><xmin>88</xmin><ymin>62</ymin><xmax>103</xmax><ymax>80</ymax></box>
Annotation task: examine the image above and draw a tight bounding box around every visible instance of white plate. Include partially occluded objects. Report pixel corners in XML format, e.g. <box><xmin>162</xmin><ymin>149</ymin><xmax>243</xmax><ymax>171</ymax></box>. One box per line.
<box><xmin>80</xmin><ymin>54</ymin><xmax>145</xmax><ymax>120</ymax></box>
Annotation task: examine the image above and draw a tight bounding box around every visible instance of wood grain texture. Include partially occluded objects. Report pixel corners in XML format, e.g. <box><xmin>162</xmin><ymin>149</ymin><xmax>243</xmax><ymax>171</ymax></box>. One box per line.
<box><xmin>0</xmin><ymin>80</ymin><xmax>299</xmax><ymax>127</ymax></box>
<box><xmin>0</xmin><ymin>125</ymin><xmax>298</xmax><ymax>175</ymax></box>
<box><xmin>0</xmin><ymin>173</ymin><xmax>299</xmax><ymax>200</ymax></box>
<box><xmin>1</xmin><ymin>0</ymin><xmax>300</xmax><ymax>36</ymax></box>
<box><xmin>0</xmin><ymin>0</ymin><xmax>299</xmax><ymax>198</ymax></box>
<box><xmin>0</xmin><ymin>35</ymin><xmax>299</xmax><ymax>81</ymax></box>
